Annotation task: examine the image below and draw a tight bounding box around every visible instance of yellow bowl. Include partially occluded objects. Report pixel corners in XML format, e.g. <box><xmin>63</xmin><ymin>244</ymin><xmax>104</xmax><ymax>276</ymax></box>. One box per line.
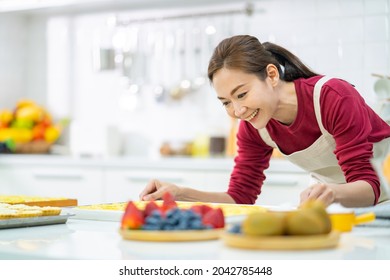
<box><xmin>330</xmin><ymin>212</ymin><xmax>375</xmax><ymax>232</ymax></box>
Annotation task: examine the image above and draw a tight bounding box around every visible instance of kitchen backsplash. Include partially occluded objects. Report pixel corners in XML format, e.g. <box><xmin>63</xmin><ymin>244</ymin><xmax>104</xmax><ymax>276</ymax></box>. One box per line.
<box><xmin>1</xmin><ymin>0</ymin><xmax>390</xmax><ymax>157</ymax></box>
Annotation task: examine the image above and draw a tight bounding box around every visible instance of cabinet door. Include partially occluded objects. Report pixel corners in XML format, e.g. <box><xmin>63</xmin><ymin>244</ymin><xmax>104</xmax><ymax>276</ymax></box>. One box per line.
<box><xmin>0</xmin><ymin>166</ymin><xmax>104</xmax><ymax>205</ymax></box>
<box><xmin>256</xmin><ymin>173</ymin><xmax>310</xmax><ymax>206</ymax></box>
<box><xmin>103</xmin><ymin>168</ymin><xmax>206</xmax><ymax>203</ymax></box>
<box><xmin>203</xmin><ymin>169</ymin><xmax>310</xmax><ymax>206</ymax></box>
<box><xmin>203</xmin><ymin>171</ymin><xmax>230</xmax><ymax>192</ymax></box>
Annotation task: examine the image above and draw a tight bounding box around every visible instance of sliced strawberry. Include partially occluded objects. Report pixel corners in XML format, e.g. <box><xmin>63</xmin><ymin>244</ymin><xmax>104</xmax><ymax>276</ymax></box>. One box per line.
<box><xmin>161</xmin><ymin>192</ymin><xmax>177</xmax><ymax>212</ymax></box>
<box><xmin>144</xmin><ymin>201</ymin><xmax>161</xmax><ymax>218</ymax></box>
<box><xmin>190</xmin><ymin>204</ymin><xmax>214</xmax><ymax>216</ymax></box>
<box><xmin>121</xmin><ymin>201</ymin><xmax>144</xmax><ymax>229</ymax></box>
<box><xmin>202</xmin><ymin>208</ymin><xmax>225</xmax><ymax>229</ymax></box>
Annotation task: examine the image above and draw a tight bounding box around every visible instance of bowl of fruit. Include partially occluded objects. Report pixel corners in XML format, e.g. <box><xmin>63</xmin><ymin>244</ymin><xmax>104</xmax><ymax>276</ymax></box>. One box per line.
<box><xmin>119</xmin><ymin>193</ymin><xmax>225</xmax><ymax>242</ymax></box>
<box><xmin>0</xmin><ymin>99</ymin><xmax>67</xmax><ymax>154</ymax></box>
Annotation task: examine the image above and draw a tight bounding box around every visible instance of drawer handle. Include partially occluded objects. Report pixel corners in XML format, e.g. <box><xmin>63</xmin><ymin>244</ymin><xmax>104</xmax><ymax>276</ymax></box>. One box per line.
<box><xmin>126</xmin><ymin>176</ymin><xmax>184</xmax><ymax>183</ymax></box>
<box><xmin>265</xmin><ymin>179</ymin><xmax>299</xmax><ymax>187</ymax></box>
<box><xmin>33</xmin><ymin>174</ymin><xmax>83</xmax><ymax>181</ymax></box>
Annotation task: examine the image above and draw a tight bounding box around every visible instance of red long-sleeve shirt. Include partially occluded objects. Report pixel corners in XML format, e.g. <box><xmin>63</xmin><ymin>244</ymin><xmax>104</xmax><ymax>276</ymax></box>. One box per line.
<box><xmin>227</xmin><ymin>76</ymin><xmax>390</xmax><ymax>205</ymax></box>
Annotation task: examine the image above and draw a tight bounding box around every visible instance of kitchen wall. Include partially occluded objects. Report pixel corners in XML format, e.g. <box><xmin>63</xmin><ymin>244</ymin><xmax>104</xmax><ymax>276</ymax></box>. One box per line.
<box><xmin>1</xmin><ymin>0</ymin><xmax>390</xmax><ymax>157</ymax></box>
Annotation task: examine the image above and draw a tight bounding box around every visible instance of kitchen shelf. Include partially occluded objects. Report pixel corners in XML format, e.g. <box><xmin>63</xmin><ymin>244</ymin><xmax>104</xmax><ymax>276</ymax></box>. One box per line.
<box><xmin>0</xmin><ymin>0</ymin><xmax>254</xmax><ymax>15</ymax></box>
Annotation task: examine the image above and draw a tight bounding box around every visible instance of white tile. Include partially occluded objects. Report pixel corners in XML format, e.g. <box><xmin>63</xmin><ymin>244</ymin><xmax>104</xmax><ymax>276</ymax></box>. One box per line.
<box><xmin>364</xmin><ymin>0</ymin><xmax>389</xmax><ymax>15</ymax></box>
<box><xmin>317</xmin><ymin>19</ymin><xmax>341</xmax><ymax>44</ymax></box>
<box><xmin>364</xmin><ymin>42</ymin><xmax>389</xmax><ymax>72</ymax></box>
<box><xmin>339</xmin><ymin>0</ymin><xmax>364</xmax><ymax>16</ymax></box>
<box><xmin>317</xmin><ymin>0</ymin><xmax>341</xmax><ymax>18</ymax></box>
<box><xmin>316</xmin><ymin>44</ymin><xmax>342</xmax><ymax>73</ymax></box>
<box><xmin>294</xmin><ymin>45</ymin><xmax>319</xmax><ymax>71</ymax></box>
<box><xmin>340</xmin><ymin>42</ymin><xmax>364</xmax><ymax>70</ymax></box>
<box><xmin>364</xmin><ymin>15</ymin><xmax>389</xmax><ymax>41</ymax></box>
<box><xmin>289</xmin><ymin>0</ymin><xmax>317</xmax><ymax>19</ymax></box>
<box><xmin>340</xmin><ymin>17</ymin><xmax>364</xmax><ymax>42</ymax></box>
<box><xmin>265</xmin><ymin>0</ymin><xmax>294</xmax><ymax>19</ymax></box>
<box><xmin>288</xmin><ymin>19</ymin><xmax>319</xmax><ymax>46</ymax></box>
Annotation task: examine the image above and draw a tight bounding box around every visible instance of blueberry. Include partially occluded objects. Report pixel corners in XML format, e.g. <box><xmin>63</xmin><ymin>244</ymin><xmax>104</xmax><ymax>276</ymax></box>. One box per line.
<box><xmin>189</xmin><ymin>219</ymin><xmax>204</xmax><ymax>230</ymax></box>
<box><xmin>142</xmin><ymin>224</ymin><xmax>161</xmax><ymax>230</ymax></box>
<box><xmin>166</xmin><ymin>208</ymin><xmax>180</xmax><ymax>218</ymax></box>
<box><xmin>150</xmin><ymin>210</ymin><xmax>163</xmax><ymax>218</ymax></box>
<box><xmin>229</xmin><ymin>224</ymin><xmax>242</xmax><ymax>234</ymax></box>
<box><xmin>162</xmin><ymin>224</ymin><xmax>175</xmax><ymax>230</ymax></box>
<box><xmin>145</xmin><ymin>216</ymin><xmax>161</xmax><ymax>225</ymax></box>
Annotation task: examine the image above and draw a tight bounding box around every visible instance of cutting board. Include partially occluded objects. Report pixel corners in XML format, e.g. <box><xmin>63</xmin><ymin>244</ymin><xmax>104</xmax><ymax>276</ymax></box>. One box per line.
<box><xmin>20</xmin><ymin>199</ymin><xmax>78</xmax><ymax>207</ymax></box>
<box><xmin>222</xmin><ymin>231</ymin><xmax>340</xmax><ymax>250</ymax></box>
<box><xmin>0</xmin><ymin>196</ymin><xmax>78</xmax><ymax>207</ymax></box>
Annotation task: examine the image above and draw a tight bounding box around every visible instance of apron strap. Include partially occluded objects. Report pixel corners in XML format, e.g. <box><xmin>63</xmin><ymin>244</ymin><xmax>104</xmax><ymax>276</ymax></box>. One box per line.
<box><xmin>313</xmin><ymin>76</ymin><xmax>333</xmax><ymax>135</ymax></box>
<box><xmin>258</xmin><ymin>128</ymin><xmax>277</xmax><ymax>148</ymax></box>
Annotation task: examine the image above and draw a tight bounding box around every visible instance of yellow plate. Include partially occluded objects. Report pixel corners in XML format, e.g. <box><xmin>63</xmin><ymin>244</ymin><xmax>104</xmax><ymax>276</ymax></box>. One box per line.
<box><xmin>222</xmin><ymin>231</ymin><xmax>340</xmax><ymax>250</ymax></box>
<box><xmin>120</xmin><ymin>228</ymin><xmax>224</xmax><ymax>242</ymax></box>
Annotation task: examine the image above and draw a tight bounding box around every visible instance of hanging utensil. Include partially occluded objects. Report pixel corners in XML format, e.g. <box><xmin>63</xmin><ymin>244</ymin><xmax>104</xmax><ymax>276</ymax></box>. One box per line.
<box><xmin>190</xmin><ymin>22</ymin><xmax>206</xmax><ymax>92</ymax></box>
<box><xmin>169</xmin><ymin>28</ymin><xmax>191</xmax><ymax>100</ymax></box>
<box><xmin>151</xmin><ymin>27</ymin><xmax>167</xmax><ymax>103</ymax></box>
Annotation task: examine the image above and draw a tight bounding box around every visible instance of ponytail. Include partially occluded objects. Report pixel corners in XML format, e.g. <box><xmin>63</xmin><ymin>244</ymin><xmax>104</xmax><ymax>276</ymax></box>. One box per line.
<box><xmin>262</xmin><ymin>42</ymin><xmax>318</xmax><ymax>81</ymax></box>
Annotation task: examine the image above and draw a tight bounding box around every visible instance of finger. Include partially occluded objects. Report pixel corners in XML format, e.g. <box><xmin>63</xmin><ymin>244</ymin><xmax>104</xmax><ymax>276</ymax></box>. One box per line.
<box><xmin>300</xmin><ymin>188</ymin><xmax>311</xmax><ymax>204</ymax></box>
<box><xmin>300</xmin><ymin>186</ymin><xmax>321</xmax><ymax>205</ymax></box>
<box><xmin>144</xmin><ymin>185</ymin><xmax>167</xmax><ymax>201</ymax></box>
<box><xmin>139</xmin><ymin>179</ymin><xmax>159</xmax><ymax>200</ymax></box>
<box><xmin>315</xmin><ymin>188</ymin><xmax>334</xmax><ymax>206</ymax></box>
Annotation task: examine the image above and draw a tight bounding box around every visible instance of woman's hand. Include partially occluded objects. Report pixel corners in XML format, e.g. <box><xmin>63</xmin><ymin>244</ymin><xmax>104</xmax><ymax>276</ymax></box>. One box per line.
<box><xmin>300</xmin><ymin>182</ymin><xmax>336</xmax><ymax>207</ymax></box>
<box><xmin>139</xmin><ymin>179</ymin><xmax>181</xmax><ymax>201</ymax></box>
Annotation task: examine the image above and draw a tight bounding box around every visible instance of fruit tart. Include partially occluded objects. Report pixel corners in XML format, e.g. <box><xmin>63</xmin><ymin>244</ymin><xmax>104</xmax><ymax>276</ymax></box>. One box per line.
<box><xmin>119</xmin><ymin>192</ymin><xmax>225</xmax><ymax>241</ymax></box>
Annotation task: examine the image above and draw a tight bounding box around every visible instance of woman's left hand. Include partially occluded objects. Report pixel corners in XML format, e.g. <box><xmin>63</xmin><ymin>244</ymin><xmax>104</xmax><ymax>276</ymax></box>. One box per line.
<box><xmin>300</xmin><ymin>182</ymin><xmax>336</xmax><ymax>206</ymax></box>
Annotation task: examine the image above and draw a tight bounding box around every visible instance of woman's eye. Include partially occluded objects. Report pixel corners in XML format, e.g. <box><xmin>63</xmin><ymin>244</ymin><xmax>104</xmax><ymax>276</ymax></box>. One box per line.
<box><xmin>237</xmin><ymin>92</ymin><xmax>247</xmax><ymax>99</ymax></box>
<box><xmin>222</xmin><ymin>101</ymin><xmax>230</xmax><ymax>107</ymax></box>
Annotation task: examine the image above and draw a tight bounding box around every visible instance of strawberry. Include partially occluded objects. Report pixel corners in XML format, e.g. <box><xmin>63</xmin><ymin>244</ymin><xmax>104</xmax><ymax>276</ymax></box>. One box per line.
<box><xmin>161</xmin><ymin>192</ymin><xmax>177</xmax><ymax>213</ymax></box>
<box><xmin>190</xmin><ymin>204</ymin><xmax>214</xmax><ymax>216</ymax></box>
<box><xmin>121</xmin><ymin>201</ymin><xmax>144</xmax><ymax>229</ymax></box>
<box><xmin>202</xmin><ymin>208</ymin><xmax>225</xmax><ymax>229</ymax></box>
<box><xmin>144</xmin><ymin>201</ymin><xmax>161</xmax><ymax>217</ymax></box>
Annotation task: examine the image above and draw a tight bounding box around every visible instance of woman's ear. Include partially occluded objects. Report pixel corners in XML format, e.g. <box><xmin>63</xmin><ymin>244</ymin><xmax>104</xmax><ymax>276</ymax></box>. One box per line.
<box><xmin>266</xmin><ymin>64</ymin><xmax>280</xmax><ymax>86</ymax></box>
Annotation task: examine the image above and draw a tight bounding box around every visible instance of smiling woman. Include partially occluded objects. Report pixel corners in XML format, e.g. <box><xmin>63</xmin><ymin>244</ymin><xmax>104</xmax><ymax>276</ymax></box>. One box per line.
<box><xmin>139</xmin><ymin>35</ymin><xmax>390</xmax><ymax>209</ymax></box>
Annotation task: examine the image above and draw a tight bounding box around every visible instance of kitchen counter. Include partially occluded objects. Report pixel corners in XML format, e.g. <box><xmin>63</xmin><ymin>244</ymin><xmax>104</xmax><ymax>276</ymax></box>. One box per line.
<box><xmin>1</xmin><ymin>217</ymin><xmax>389</xmax><ymax>260</ymax></box>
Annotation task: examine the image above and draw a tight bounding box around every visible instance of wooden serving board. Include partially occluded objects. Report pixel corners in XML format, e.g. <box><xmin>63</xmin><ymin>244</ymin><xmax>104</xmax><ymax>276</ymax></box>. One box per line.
<box><xmin>120</xmin><ymin>228</ymin><xmax>224</xmax><ymax>242</ymax></box>
<box><xmin>0</xmin><ymin>196</ymin><xmax>78</xmax><ymax>207</ymax></box>
<box><xmin>20</xmin><ymin>199</ymin><xmax>78</xmax><ymax>207</ymax></box>
<box><xmin>222</xmin><ymin>231</ymin><xmax>340</xmax><ymax>250</ymax></box>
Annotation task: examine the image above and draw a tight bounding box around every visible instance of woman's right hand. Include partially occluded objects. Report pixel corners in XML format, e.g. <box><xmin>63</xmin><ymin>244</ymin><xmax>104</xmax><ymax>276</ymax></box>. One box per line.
<box><xmin>139</xmin><ymin>179</ymin><xmax>181</xmax><ymax>201</ymax></box>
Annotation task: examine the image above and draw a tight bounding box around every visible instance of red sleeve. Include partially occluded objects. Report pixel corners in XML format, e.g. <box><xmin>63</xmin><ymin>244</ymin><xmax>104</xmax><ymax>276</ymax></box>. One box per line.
<box><xmin>227</xmin><ymin>121</ymin><xmax>273</xmax><ymax>204</ymax></box>
<box><xmin>321</xmin><ymin>82</ymin><xmax>381</xmax><ymax>204</ymax></box>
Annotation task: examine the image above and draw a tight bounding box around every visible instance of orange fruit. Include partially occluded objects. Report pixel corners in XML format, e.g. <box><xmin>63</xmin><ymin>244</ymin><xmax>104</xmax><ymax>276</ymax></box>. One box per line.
<box><xmin>382</xmin><ymin>154</ymin><xmax>390</xmax><ymax>183</ymax></box>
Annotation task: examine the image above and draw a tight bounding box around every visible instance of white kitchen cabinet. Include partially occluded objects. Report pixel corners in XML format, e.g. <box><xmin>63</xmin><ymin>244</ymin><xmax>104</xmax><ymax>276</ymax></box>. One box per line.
<box><xmin>0</xmin><ymin>165</ymin><xmax>104</xmax><ymax>205</ymax></box>
<box><xmin>203</xmin><ymin>168</ymin><xmax>310</xmax><ymax>206</ymax></box>
<box><xmin>0</xmin><ymin>155</ymin><xmax>310</xmax><ymax>207</ymax></box>
<box><xmin>102</xmin><ymin>168</ymin><xmax>206</xmax><ymax>203</ymax></box>
<box><xmin>258</xmin><ymin>172</ymin><xmax>310</xmax><ymax>206</ymax></box>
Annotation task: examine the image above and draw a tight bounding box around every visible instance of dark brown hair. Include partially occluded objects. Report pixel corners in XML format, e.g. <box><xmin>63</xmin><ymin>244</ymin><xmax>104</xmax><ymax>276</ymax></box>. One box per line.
<box><xmin>208</xmin><ymin>35</ymin><xmax>319</xmax><ymax>82</ymax></box>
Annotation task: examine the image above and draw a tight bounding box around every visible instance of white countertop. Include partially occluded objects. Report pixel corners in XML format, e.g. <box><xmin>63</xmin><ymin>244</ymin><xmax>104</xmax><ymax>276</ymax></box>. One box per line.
<box><xmin>1</xmin><ymin>217</ymin><xmax>389</xmax><ymax>260</ymax></box>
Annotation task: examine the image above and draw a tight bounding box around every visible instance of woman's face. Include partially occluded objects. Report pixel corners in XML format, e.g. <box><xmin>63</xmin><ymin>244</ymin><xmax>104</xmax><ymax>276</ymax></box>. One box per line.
<box><xmin>212</xmin><ymin>67</ymin><xmax>279</xmax><ymax>130</ymax></box>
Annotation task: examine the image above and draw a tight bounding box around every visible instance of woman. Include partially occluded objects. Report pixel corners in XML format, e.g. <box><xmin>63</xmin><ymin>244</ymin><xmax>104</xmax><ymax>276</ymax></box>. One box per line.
<box><xmin>140</xmin><ymin>35</ymin><xmax>390</xmax><ymax>207</ymax></box>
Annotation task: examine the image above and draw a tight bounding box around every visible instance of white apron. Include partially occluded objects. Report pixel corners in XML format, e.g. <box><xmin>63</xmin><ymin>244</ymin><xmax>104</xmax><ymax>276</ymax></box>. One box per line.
<box><xmin>259</xmin><ymin>76</ymin><xmax>390</xmax><ymax>203</ymax></box>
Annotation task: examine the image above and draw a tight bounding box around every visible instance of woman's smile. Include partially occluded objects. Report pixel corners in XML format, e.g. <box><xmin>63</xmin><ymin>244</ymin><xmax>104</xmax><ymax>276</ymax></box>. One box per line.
<box><xmin>244</xmin><ymin>109</ymin><xmax>259</xmax><ymax>122</ymax></box>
